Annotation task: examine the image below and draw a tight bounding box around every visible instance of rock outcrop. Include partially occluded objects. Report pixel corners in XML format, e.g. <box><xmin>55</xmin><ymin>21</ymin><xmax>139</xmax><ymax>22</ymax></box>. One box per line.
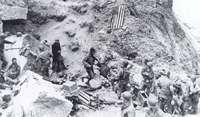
<box><xmin>0</xmin><ymin>0</ymin><xmax>28</xmax><ymax>33</ymax></box>
<box><xmin>2</xmin><ymin>71</ymin><xmax>72</xmax><ymax>117</ymax></box>
<box><xmin>91</xmin><ymin>0</ymin><xmax>198</xmax><ymax>75</ymax></box>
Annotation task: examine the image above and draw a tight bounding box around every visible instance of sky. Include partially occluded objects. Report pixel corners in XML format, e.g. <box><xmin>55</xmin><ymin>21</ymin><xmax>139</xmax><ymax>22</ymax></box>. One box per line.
<box><xmin>173</xmin><ymin>0</ymin><xmax>200</xmax><ymax>38</ymax></box>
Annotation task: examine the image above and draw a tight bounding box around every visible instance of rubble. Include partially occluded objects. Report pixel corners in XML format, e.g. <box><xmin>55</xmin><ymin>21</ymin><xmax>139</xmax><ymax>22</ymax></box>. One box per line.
<box><xmin>1</xmin><ymin>71</ymin><xmax>73</xmax><ymax>117</ymax></box>
<box><xmin>1</xmin><ymin>0</ymin><xmax>200</xmax><ymax>117</ymax></box>
<box><xmin>71</xmin><ymin>3</ymin><xmax>89</xmax><ymax>15</ymax></box>
<box><xmin>69</xmin><ymin>41</ymin><xmax>80</xmax><ymax>52</ymax></box>
<box><xmin>65</xmin><ymin>30</ymin><xmax>76</xmax><ymax>37</ymax></box>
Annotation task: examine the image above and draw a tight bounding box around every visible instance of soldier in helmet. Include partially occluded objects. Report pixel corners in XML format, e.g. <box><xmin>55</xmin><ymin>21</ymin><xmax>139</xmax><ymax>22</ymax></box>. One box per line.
<box><xmin>82</xmin><ymin>48</ymin><xmax>99</xmax><ymax>84</ymax></box>
<box><xmin>156</xmin><ymin>71</ymin><xmax>173</xmax><ymax>113</ymax></box>
<box><xmin>141</xmin><ymin>59</ymin><xmax>154</xmax><ymax>95</ymax></box>
<box><xmin>116</xmin><ymin>61</ymin><xmax>131</xmax><ymax>99</ymax></box>
<box><xmin>121</xmin><ymin>91</ymin><xmax>136</xmax><ymax>117</ymax></box>
<box><xmin>171</xmin><ymin>79</ymin><xmax>184</xmax><ymax>115</ymax></box>
<box><xmin>188</xmin><ymin>78</ymin><xmax>200</xmax><ymax>114</ymax></box>
<box><xmin>145</xmin><ymin>94</ymin><xmax>165</xmax><ymax>117</ymax></box>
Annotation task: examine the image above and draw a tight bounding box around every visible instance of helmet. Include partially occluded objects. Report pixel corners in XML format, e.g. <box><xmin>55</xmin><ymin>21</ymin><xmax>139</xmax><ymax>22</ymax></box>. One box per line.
<box><xmin>122</xmin><ymin>61</ymin><xmax>129</xmax><ymax>68</ymax></box>
<box><xmin>122</xmin><ymin>91</ymin><xmax>132</xmax><ymax>100</ymax></box>
<box><xmin>148</xmin><ymin>94</ymin><xmax>158</xmax><ymax>107</ymax></box>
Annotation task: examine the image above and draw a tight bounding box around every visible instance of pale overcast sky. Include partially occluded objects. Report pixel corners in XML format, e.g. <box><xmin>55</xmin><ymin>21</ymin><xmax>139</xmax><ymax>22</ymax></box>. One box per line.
<box><xmin>173</xmin><ymin>0</ymin><xmax>200</xmax><ymax>38</ymax></box>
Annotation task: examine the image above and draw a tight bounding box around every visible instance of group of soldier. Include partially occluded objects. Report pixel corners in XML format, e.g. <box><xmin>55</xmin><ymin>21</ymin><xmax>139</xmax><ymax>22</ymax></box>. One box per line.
<box><xmin>1</xmin><ymin>32</ymin><xmax>200</xmax><ymax>116</ymax></box>
<box><xmin>82</xmin><ymin>47</ymin><xmax>200</xmax><ymax>117</ymax></box>
<box><xmin>0</xmin><ymin>33</ymin><xmax>67</xmax><ymax>88</ymax></box>
<box><xmin>141</xmin><ymin>61</ymin><xmax>200</xmax><ymax>116</ymax></box>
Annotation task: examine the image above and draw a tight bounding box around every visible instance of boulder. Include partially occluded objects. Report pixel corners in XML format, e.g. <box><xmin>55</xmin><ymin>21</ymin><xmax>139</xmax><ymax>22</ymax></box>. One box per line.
<box><xmin>2</xmin><ymin>71</ymin><xmax>73</xmax><ymax>117</ymax></box>
<box><xmin>62</xmin><ymin>81</ymin><xmax>80</xmax><ymax>97</ymax></box>
<box><xmin>71</xmin><ymin>3</ymin><xmax>89</xmax><ymax>15</ymax></box>
<box><xmin>69</xmin><ymin>42</ymin><xmax>80</xmax><ymax>52</ymax></box>
<box><xmin>156</xmin><ymin>0</ymin><xmax>173</xmax><ymax>9</ymax></box>
<box><xmin>0</xmin><ymin>0</ymin><xmax>26</xmax><ymax>7</ymax></box>
<box><xmin>65</xmin><ymin>31</ymin><xmax>76</xmax><ymax>38</ymax></box>
<box><xmin>0</xmin><ymin>5</ymin><xmax>28</xmax><ymax>20</ymax></box>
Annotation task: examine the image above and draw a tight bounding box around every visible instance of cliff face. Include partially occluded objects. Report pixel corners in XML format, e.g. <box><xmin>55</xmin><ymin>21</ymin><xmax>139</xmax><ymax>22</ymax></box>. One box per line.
<box><xmin>1</xmin><ymin>0</ymin><xmax>199</xmax><ymax>75</ymax></box>
<box><xmin>98</xmin><ymin>0</ymin><xmax>199</xmax><ymax>75</ymax></box>
<box><xmin>21</xmin><ymin>0</ymin><xmax>199</xmax><ymax>75</ymax></box>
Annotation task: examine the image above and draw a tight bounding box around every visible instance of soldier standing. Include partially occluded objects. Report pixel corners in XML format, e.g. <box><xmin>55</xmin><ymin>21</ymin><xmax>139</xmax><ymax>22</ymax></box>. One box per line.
<box><xmin>188</xmin><ymin>78</ymin><xmax>200</xmax><ymax>114</ymax></box>
<box><xmin>145</xmin><ymin>94</ymin><xmax>165</xmax><ymax>117</ymax></box>
<box><xmin>141</xmin><ymin>60</ymin><xmax>154</xmax><ymax>95</ymax></box>
<box><xmin>121</xmin><ymin>91</ymin><xmax>136</xmax><ymax>117</ymax></box>
<box><xmin>171</xmin><ymin>80</ymin><xmax>184</xmax><ymax>115</ymax></box>
<box><xmin>156</xmin><ymin>74</ymin><xmax>173</xmax><ymax>113</ymax></box>
<box><xmin>36</xmin><ymin>51</ymin><xmax>51</xmax><ymax>77</ymax></box>
<box><xmin>116</xmin><ymin>62</ymin><xmax>131</xmax><ymax>99</ymax></box>
<box><xmin>82</xmin><ymin>48</ymin><xmax>99</xmax><ymax>84</ymax></box>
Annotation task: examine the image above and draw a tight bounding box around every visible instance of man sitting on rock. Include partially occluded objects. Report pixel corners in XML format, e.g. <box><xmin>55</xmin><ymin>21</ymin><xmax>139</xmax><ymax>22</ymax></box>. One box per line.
<box><xmin>6</xmin><ymin>58</ymin><xmax>21</xmax><ymax>84</ymax></box>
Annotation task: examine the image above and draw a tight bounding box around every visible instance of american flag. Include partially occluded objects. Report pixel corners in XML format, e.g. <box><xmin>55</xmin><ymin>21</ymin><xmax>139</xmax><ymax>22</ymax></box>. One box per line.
<box><xmin>111</xmin><ymin>5</ymin><xmax>126</xmax><ymax>30</ymax></box>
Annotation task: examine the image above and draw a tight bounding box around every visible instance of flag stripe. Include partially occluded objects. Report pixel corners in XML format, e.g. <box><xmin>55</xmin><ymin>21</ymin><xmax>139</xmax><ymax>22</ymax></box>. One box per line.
<box><xmin>111</xmin><ymin>5</ymin><xmax>126</xmax><ymax>30</ymax></box>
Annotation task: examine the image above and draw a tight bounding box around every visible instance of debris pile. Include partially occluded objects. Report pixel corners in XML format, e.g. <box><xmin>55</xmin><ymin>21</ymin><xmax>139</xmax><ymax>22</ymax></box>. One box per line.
<box><xmin>1</xmin><ymin>0</ymin><xmax>200</xmax><ymax>117</ymax></box>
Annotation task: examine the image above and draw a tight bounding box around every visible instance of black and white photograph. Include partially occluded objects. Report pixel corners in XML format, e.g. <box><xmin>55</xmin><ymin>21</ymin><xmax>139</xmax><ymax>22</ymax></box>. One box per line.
<box><xmin>0</xmin><ymin>0</ymin><xmax>200</xmax><ymax>117</ymax></box>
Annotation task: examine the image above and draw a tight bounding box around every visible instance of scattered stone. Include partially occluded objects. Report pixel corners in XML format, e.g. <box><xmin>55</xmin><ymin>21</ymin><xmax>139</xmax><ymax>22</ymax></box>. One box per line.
<box><xmin>157</xmin><ymin>0</ymin><xmax>173</xmax><ymax>9</ymax></box>
<box><xmin>127</xmin><ymin>52</ymin><xmax>138</xmax><ymax>60</ymax></box>
<box><xmin>89</xmin><ymin>75</ymin><xmax>103</xmax><ymax>89</ymax></box>
<box><xmin>65</xmin><ymin>31</ymin><xmax>76</xmax><ymax>38</ymax></box>
<box><xmin>79</xmin><ymin>22</ymin><xmax>95</xmax><ymax>33</ymax></box>
<box><xmin>32</xmin><ymin>33</ymin><xmax>41</xmax><ymax>41</ymax></box>
<box><xmin>173</xmin><ymin>23</ymin><xmax>185</xmax><ymax>39</ymax></box>
<box><xmin>88</xmin><ymin>23</ymin><xmax>95</xmax><ymax>33</ymax></box>
<box><xmin>50</xmin><ymin>15</ymin><xmax>67</xmax><ymax>22</ymax></box>
<box><xmin>62</xmin><ymin>81</ymin><xmax>80</xmax><ymax>97</ymax></box>
<box><xmin>1</xmin><ymin>102</ymin><xmax>8</xmax><ymax>109</ymax></box>
<box><xmin>27</xmin><ymin>11</ymin><xmax>49</xmax><ymax>25</ymax></box>
<box><xmin>69</xmin><ymin>42</ymin><xmax>80</xmax><ymax>52</ymax></box>
<box><xmin>2</xmin><ymin>94</ymin><xmax>11</xmax><ymax>103</ymax></box>
<box><xmin>71</xmin><ymin>3</ymin><xmax>89</xmax><ymax>15</ymax></box>
<box><xmin>16</xmin><ymin>32</ymin><xmax>23</xmax><ymax>37</ymax></box>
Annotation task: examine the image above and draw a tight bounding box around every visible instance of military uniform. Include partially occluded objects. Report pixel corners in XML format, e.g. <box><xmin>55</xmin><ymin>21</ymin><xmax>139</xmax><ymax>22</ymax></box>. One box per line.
<box><xmin>171</xmin><ymin>81</ymin><xmax>184</xmax><ymax>115</ymax></box>
<box><xmin>121</xmin><ymin>91</ymin><xmax>136</xmax><ymax>117</ymax></box>
<box><xmin>118</xmin><ymin>69</ymin><xmax>130</xmax><ymax>93</ymax></box>
<box><xmin>7</xmin><ymin>63</ymin><xmax>21</xmax><ymax>80</ymax></box>
<box><xmin>156</xmin><ymin>75</ymin><xmax>173</xmax><ymax>113</ymax></box>
<box><xmin>188</xmin><ymin>81</ymin><xmax>200</xmax><ymax>114</ymax></box>
<box><xmin>145</xmin><ymin>94</ymin><xmax>164</xmax><ymax>117</ymax></box>
<box><xmin>83</xmin><ymin>54</ymin><xmax>98</xmax><ymax>82</ymax></box>
<box><xmin>36</xmin><ymin>51</ymin><xmax>51</xmax><ymax>77</ymax></box>
<box><xmin>141</xmin><ymin>65</ymin><xmax>154</xmax><ymax>95</ymax></box>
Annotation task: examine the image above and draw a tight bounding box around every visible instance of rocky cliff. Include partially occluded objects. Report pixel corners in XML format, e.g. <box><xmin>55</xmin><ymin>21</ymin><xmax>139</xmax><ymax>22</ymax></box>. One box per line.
<box><xmin>20</xmin><ymin>0</ymin><xmax>199</xmax><ymax>76</ymax></box>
